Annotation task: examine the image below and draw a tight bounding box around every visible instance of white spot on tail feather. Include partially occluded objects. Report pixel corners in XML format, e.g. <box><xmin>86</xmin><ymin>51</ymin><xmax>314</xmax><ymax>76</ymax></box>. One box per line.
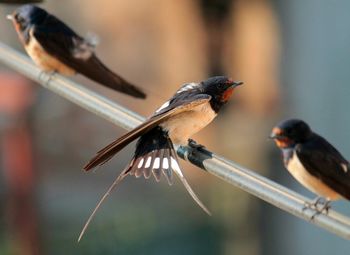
<box><xmin>171</xmin><ymin>157</ymin><xmax>183</xmax><ymax>177</ymax></box>
<box><xmin>145</xmin><ymin>156</ymin><xmax>152</xmax><ymax>168</ymax></box>
<box><xmin>153</xmin><ymin>158</ymin><xmax>160</xmax><ymax>169</ymax></box>
<box><xmin>163</xmin><ymin>158</ymin><xmax>169</xmax><ymax>169</ymax></box>
<box><xmin>137</xmin><ymin>158</ymin><xmax>144</xmax><ymax>168</ymax></box>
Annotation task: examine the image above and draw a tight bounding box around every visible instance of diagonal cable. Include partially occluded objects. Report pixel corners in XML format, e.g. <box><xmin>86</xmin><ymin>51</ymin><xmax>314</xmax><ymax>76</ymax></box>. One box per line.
<box><xmin>0</xmin><ymin>42</ymin><xmax>350</xmax><ymax>240</ymax></box>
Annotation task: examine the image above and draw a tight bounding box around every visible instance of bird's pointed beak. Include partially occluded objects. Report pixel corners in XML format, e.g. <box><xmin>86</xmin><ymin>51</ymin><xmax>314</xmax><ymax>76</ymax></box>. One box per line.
<box><xmin>233</xmin><ymin>81</ymin><xmax>243</xmax><ymax>87</ymax></box>
<box><xmin>269</xmin><ymin>133</ymin><xmax>277</xmax><ymax>139</ymax></box>
<box><xmin>269</xmin><ymin>132</ymin><xmax>285</xmax><ymax>139</ymax></box>
<box><xmin>269</xmin><ymin>127</ymin><xmax>285</xmax><ymax>139</ymax></box>
<box><xmin>6</xmin><ymin>14</ymin><xmax>14</xmax><ymax>21</ymax></box>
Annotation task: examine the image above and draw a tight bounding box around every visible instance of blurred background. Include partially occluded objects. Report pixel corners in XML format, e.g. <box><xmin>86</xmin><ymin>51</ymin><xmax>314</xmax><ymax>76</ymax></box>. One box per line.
<box><xmin>0</xmin><ymin>0</ymin><xmax>350</xmax><ymax>254</ymax></box>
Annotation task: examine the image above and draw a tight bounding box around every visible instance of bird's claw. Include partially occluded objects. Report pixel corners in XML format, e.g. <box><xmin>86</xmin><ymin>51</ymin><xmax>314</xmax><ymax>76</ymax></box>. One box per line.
<box><xmin>303</xmin><ymin>197</ymin><xmax>331</xmax><ymax>220</ymax></box>
<box><xmin>188</xmin><ymin>139</ymin><xmax>206</xmax><ymax>151</ymax></box>
<box><xmin>38</xmin><ymin>70</ymin><xmax>56</xmax><ymax>85</ymax></box>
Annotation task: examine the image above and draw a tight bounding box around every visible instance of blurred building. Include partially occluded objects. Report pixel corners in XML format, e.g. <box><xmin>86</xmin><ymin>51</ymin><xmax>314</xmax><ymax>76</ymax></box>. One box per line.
<box><xmin>0</xmin><ymin>1</ymin><xmax>349</xmax><ymax>255</ymax></box>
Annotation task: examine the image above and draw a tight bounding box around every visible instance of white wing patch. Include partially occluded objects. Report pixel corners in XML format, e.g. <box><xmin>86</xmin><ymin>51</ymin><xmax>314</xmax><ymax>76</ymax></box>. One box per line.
<box><xmin>72</xmin><ymin>33</ymin><xmax>99</xmax><ymax>60</ymax></box>
<box><xmin>341</xmin><ymin>163</ymin><xmax>348</xmax><ymax>173</ymax></box>
<box><xmin>155</xmin><ymin>101</ymin><xmax>170</xmax><ymax>113</ymax></box>
<box><xmin>85</xmin><ymin>32</ymin><xmax>100</xmax><ymax>48</ymax></box>
<box><xmin>176</xmin><ymin>82</ymin><xmax>199</xmax><ymax>94</ymax></box>
<box><xmin>155</xmin><ymin>82</ymin><xmax>199</xmax><ymax>113</ymax></box>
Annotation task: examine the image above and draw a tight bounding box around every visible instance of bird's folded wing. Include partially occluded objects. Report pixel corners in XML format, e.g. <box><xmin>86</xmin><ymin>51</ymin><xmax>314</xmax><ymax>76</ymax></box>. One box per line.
<box><xmin>296</xmin><ymin>139</ymin><xmax>350</xmax><ymax>199</ymax></box>
<box><xmin>32</xmin><ymin>14</ymin><xmax>89</xmax><ymax>62</ymax></box>
<box><xmin>84</xmin><ymin>94</ymin><xmax>211</xmax><ymax>170</ymax></box>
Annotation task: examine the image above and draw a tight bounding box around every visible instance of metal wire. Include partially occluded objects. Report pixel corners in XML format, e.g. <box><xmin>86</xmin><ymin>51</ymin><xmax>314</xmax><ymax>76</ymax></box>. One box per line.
<box><xmin>1</xmin><ymin>42</ymin><xmax>350</xmax><ymax>240</ymax></box>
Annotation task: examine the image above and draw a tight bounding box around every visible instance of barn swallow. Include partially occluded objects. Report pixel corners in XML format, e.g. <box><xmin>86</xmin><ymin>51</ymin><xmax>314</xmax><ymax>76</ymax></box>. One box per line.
<box><xmin>270</xmin><ymin>119</ymin><xmax>350</xmax><ymax>216</ymax></box>
<box><xmin>7</xmin><ymin>5</ymin><xmax>146</xmax><ymax>98</ymax></box>
<box><xmin>78</xmin><ymin>76</ymin><xmax>243</xmax><ymax>241</ymax></box>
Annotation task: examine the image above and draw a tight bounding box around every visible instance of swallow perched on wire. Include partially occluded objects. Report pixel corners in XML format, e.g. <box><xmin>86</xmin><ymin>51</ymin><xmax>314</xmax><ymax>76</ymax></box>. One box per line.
<box><xmin>78</xmin><ymin>76</ymin><xmax>243</xmax><ymax>241</ymax></box>
<box><xmin>270</xmin><ymin>119</ymin><xmax>350</xmax><ymax>216</ymax></box>
<box><xmin>7</xmin><ymin>4</ymin><xmax>146</xmax><ymax>99</ymax></box>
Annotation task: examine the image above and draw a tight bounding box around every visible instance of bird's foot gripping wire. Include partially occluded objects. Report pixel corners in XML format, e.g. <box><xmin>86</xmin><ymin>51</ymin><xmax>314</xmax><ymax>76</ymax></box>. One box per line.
<box><xmin>188</xmin><ymin>139</ymin><xmax>206</xmax><ymax>151</ymax></box>
<box><xmin>38</xmin><ymin>70</ymin><xmax>56</xmax><ymax>85</ymax></box>
<box><xmin>303</xmin><ymin>196</ymin><xmax>331</xmax><ymax>220</ymax></box>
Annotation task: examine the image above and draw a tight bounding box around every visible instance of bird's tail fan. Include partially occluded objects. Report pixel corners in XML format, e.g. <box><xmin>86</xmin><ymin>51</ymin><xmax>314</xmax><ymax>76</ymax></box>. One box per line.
<box><xmin>130</xmin><ymin>127</ymin><xmax>211</xmax><ymax>213</ymax></box>
<box><xmin>78</xmin><ymin>127</ymin><xmax>210</xmax><ymax>242</ymax></box>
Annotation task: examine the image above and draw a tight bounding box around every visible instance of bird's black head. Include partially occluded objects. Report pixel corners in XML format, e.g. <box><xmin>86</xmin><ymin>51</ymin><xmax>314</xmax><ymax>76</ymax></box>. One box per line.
<box><xmin>7</xmin><ymin>5</ymin><xmax>47</xmax><ymax>33</ymax></box>
<box><xmin>270</xmin><ymin>119</ymin><xmax>313</xmax><ymax>148</ymax></box>
<box><xmin>201</xmin><ymin>76</ymin><xmax>243</xmax><ymax>113</ymax></box>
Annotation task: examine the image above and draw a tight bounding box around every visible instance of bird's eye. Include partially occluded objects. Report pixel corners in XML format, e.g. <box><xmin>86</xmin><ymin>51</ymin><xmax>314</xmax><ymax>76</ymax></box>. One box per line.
<box><xmin>285</xmin><ymin>128</ymin><xmax>293</xmax><ymax>136</ymax></box>
<box><xmin>15</xmin><ymin>14</ymin><xmax>24</xmax><ymax>23</ymax></box>
<box><xmin>15</xmin><ymin>15</ymin><xmax>27</xmax><ymax>30</ymax></box>
<box><xmin>218</xmin><ymin>83</ymin><xmax>226</xmax><ymax>89</ymax></box>
<box><xmin>18</xmin><ymin>17</ymin><xmax>25</xmax><ymax>24</ymax></box>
